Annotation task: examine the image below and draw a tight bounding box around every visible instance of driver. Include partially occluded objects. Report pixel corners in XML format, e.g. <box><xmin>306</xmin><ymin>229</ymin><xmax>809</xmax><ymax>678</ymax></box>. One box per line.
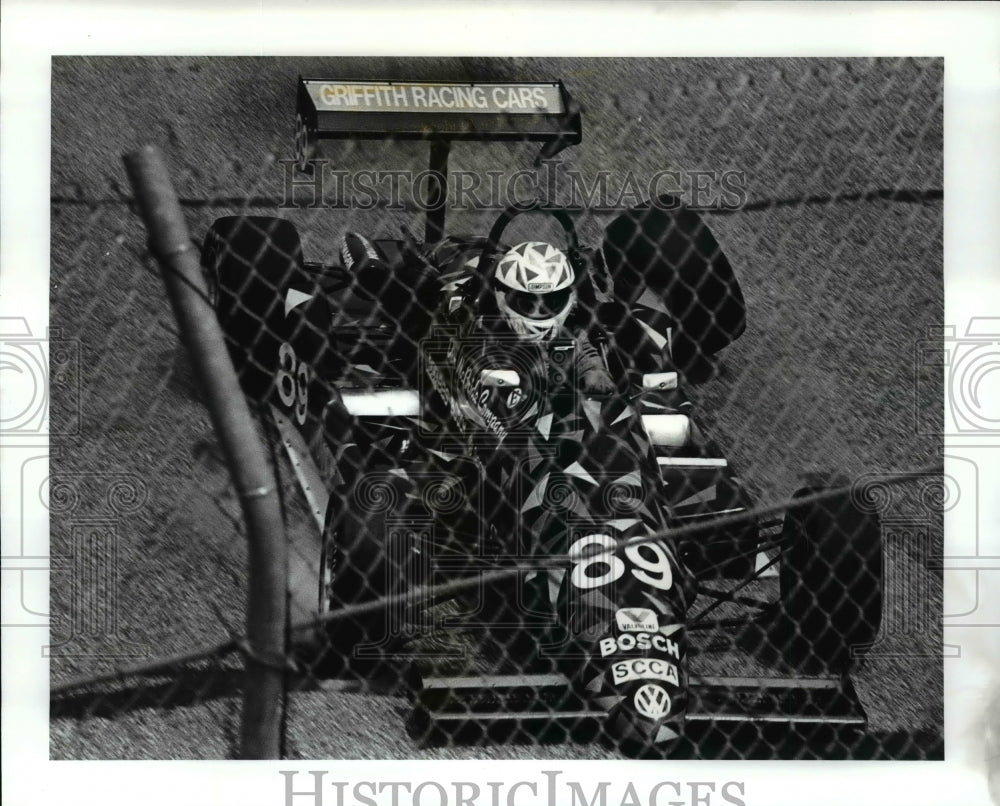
<box><xmin>488</xmin><ymin>240</ymin><xmax>614</xmax><ymax>394</ymax></box>
<box><xmin>341</xmin><ymin>233</ymin><xmax>615</xmax><ymax>394</ymax></box>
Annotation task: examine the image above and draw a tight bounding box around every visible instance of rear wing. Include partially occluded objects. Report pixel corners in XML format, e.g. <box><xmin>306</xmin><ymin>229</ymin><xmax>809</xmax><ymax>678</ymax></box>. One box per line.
<box><xmin>295</xmin><ymin>78</ymin><xmax>582</xmax><ymax>243</ymax></box>
<box><xmin>296</xmin><ymin>78</ymin><xmax>580</xmax><ymax>165</ymax></box>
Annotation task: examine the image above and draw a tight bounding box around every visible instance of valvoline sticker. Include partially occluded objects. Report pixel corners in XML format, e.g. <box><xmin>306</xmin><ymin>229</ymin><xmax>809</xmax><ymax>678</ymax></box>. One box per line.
<box><xmin>616</xmin><ymin>607</ymin><xmax>659</xmax><ymax>633</ymax></box>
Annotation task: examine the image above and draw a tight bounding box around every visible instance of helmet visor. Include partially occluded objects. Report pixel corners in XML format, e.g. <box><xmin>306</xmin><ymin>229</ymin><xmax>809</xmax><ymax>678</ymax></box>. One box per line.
<box><xmin>500</xmin><ymin>287</ymin><xmax>574</xmax><ymax>320</ymax></box>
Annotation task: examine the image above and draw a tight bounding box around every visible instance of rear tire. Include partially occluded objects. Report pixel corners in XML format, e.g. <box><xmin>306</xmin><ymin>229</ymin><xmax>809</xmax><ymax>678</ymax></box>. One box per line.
<box><xmin>201</xmin><ymin>216</ymin><xmax>305</xmax><ymax>400</ymax></box>
<box><xmin>773</xmin><ymin>475</ymin><xmax>883</xmax><ymax>670</ymax></box>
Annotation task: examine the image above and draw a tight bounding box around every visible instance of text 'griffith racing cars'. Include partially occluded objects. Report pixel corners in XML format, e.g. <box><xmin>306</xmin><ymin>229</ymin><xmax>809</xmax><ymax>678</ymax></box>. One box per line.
<box><xmin>200</xmin><ymin>77</ymin><xmax>884</xmax><ymax>757</ymax></box>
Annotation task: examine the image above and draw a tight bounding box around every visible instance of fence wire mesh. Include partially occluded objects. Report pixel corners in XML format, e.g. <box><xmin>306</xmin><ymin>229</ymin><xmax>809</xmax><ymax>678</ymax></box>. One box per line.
<box><xmin>49</xmin><ymin>56</ymin><xmax>943</xmax><ymax>760</ymax></box>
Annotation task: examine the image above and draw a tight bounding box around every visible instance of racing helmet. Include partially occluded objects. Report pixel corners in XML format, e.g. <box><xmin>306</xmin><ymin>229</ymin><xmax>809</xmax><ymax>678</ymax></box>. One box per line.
<box><xmin>492</xmin><ymin>241</ymin><xmax>576</xmax><ymax>341</ymax></box>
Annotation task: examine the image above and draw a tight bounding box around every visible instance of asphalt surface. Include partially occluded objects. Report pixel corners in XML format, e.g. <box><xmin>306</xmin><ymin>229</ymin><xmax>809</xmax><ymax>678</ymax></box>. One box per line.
<box><xmin>49</xmin><ymin>56</ymin><xmax>943</xmax><ymax>760</ymax></box>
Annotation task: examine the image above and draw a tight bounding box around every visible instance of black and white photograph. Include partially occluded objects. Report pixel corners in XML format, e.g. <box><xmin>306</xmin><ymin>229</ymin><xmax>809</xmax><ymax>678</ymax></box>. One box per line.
<box><xmin>3</xmin><ymin>4</ymin><xmax>999</xmax><ymax>806</ymax></box>
<box><xmin>48</xmin><ymin>54</ymin><xmax>944</xmax><ymax>761</ymax></box>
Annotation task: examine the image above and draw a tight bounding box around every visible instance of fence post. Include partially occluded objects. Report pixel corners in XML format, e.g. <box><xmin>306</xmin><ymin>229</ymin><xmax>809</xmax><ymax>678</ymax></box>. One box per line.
<box><xmin>123</xmin><ymin>145</ymin><xmax>288</xmax><ymax>759</ymax></box>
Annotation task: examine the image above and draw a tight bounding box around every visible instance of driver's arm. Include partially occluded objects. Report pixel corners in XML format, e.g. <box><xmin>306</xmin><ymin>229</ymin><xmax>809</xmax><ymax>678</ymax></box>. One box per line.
<box><xmin>575</xmin><ymin>337</ymin><xmax>615</xmax><ymax>394</ymax></box>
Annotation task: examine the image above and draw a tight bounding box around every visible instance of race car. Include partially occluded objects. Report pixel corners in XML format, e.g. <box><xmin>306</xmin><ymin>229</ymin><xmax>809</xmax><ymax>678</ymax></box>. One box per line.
<box><xmin>200</xmin><ymin>77</ymin><xmax>884</xmax><ymax>756</ymax></box>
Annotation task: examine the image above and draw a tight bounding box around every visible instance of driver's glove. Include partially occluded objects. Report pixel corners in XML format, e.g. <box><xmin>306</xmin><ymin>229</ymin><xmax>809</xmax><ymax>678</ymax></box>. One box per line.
<box><xmin>581</xmin><ymin>368</ymin><xmax>615</xmax><ymax>395</ymax></box>
<box><xmin>576</xmin><ymin>338</ymin><xmax>615</xmax><ymax>394</ymax></box>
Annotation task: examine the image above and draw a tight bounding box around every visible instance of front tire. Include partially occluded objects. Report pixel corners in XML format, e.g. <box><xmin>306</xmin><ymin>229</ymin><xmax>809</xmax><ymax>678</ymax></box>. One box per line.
<box><xmin>773</xmin><ymin>475</ymin><xmax>884</xmax><ymax>670</ymax></box>
<box><xmin>316</xmin><ymin>477</ymin><xmax>418</xmax><ymax>678</ymax></box>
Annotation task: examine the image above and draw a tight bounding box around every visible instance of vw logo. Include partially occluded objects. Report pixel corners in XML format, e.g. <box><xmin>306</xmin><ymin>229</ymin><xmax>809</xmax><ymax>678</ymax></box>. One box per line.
<box><xmin>633</xmin><ymin>684</ymin><xmax>672</xmax><ymax>720</ymax></box>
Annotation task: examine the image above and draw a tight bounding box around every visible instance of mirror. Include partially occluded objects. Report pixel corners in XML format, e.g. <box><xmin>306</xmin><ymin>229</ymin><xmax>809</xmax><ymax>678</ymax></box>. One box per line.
<box><xmin>641</xmin><ymin>372</ymin><xmax>678</xmax><ymax>391</ymax></box>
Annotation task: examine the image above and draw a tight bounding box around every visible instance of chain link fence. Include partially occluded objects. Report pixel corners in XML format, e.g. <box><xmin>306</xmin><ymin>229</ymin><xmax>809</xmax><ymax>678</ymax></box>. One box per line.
<box><xmin>48</xmin><ymin>56</ymin><xmax>943</xmax><ymax>760</ymax></box>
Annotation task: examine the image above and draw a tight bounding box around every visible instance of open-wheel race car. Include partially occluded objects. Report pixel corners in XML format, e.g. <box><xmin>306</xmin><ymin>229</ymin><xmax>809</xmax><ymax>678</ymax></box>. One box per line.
<box><xmin>200</xmin><ymin>77</ymin><xmax>885</xmax><ymax>757</ymax></box>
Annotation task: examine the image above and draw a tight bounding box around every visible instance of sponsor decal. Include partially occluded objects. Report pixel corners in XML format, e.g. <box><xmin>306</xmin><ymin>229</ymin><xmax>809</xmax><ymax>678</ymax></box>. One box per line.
<box><xmin>308</xmin><ymin>82</ymin><xmax>563</xmax><ymax>115</ymax></box>
<box><xmin>611</xmin><ymin>657</ymin><xmax>680</xmax><ymax>687</ymax></box>
<box><xmin>599</xmin><ymin>632</ymin><xmax>681</xmax><ymax>659</ymax></box>
<box><xmin>616</xmin><ymin>607</ymin><xmax>659</xmax><ymax>633</ymax></box>
<box><xmin>633</xmin><ymin>684</ymin><xmax>672</xmax><ymax>720</ymax></box>
<box><xmin>526</xmin><ymin>281</ymin><xmax>554</xmax><ymax>291</ymax></box>
<box><xmin>434</xmin><ymin>349</ymin><xmax>509</xmax><ymax>440</ymax></box>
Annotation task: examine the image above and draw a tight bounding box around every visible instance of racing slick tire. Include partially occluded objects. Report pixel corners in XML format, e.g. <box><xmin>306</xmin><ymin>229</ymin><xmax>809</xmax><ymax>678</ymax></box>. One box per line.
<box><xmin>602</xmin><ymin>195</ymin><xmax>746</xmax><ymax>382</ymax></box>
<box><xmin>200</xmin><ymin>216</ymin><xmax>308</xmax><ymax>401</ymax></box>
<box><xmin>315</xmin><ymin>481</ymin><xmax>416</xmax><ymax>678</ymax></box>
<box><xmin>773</xmin><ymin>474</ymin><xmax>883</xmax><ymax>671</ymax></box>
